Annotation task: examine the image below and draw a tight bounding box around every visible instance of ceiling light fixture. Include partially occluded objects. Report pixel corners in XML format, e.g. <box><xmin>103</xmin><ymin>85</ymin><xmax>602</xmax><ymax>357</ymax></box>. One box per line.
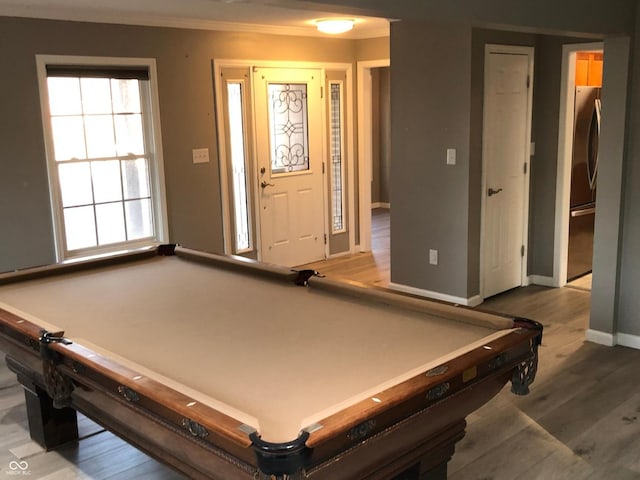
<box><xmin>315</xmin><ymin>18</ymin><xmax>355</xmax><ymax>35</ymax></box>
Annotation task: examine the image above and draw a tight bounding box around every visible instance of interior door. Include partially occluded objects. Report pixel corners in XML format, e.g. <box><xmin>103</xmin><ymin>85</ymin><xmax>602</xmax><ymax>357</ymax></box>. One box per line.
<box><xmin>253</xmin><ymin>68</ymin><xmax>325</xmax><ymax>267</ymax></box>
<box><xmin>482</xmin><ymin>50</ymin><xmax>531</xmax><ymax>298</ymax></box>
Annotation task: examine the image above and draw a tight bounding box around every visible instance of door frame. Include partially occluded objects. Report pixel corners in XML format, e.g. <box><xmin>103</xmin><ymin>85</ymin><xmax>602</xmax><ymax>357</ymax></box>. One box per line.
<box><xmin>214</xmin><ymin>59</ymin><xmax>355</xmax><ymax>262</ymax></box>
<box><xmin>357</xmin><ymin>58</ymin><xmax>390</xmax><ymax>252</ymax></box>
<box><xmin>552</xmin><ymin>42</ymin><xmax>604</xmax><ymax>287</ymax></box>
<box><xmin>480</xmin><ymin>44</ymin><xmax>534</xmax><ymax>299</ymax></box>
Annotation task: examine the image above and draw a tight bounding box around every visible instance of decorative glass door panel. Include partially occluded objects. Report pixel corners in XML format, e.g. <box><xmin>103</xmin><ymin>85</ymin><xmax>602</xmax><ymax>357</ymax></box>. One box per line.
<box><xmin>268</xmin><ymin>83</ymin><xmax>310</xmax><ymax>174</ymax></box>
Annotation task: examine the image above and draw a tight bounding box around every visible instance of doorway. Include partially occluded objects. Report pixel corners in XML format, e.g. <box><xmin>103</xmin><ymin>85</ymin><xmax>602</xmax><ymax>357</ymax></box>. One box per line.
<box><xmin>357</xmin><ymin>59</ymin><xmax>390</xmax><ymax>253</ymax></box>
<box><xmin>481</xmin><ymin>45</ymin><xmax>534</xmax><ymax>299</ymax></box>
<box><xmin>215</xmin><ymin>60</ymin><xmax>356</xmax><ymax>267</ymax></box>
<box><xmin>554</xmin><ymin>42</ymin><xmax>604</xmax><ymax>288</ymax></box>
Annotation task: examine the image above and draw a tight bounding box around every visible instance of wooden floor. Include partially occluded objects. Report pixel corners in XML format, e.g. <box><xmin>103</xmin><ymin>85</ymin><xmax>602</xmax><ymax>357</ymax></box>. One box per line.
<box><xmin>303</xmin><ymin>208</ymin><xmax>391</xmax><ymax>287</ymax></box>
<box><xmin>1</xmin><ymin>209</ymin><xmax>639</xmax><ymax>479</ymax></box>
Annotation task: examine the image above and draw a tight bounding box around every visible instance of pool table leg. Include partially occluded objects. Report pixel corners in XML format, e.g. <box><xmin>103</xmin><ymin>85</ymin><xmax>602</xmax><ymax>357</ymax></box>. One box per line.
<box><xmin>7</xmin><ymin>355</ymin><xmax>79</xmax><ymax>450</ymax></box>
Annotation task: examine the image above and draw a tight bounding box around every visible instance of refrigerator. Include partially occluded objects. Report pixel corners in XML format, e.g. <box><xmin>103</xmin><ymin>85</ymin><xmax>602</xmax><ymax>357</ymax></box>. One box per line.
<box><xmin>567</xmin><ymin>87</ymin><xmax>601</xmax><ymax>281</ymax></box>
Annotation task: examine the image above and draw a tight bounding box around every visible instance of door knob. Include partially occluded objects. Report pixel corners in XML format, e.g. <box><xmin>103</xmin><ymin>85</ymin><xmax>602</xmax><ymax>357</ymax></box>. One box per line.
<box><xmin>488</xmin><ymin>187</ymin><xmax>503</xmax><ymax>197</ymax></box>
<box><xmin>261</xmin><ymin>181</ymin><xmax>275</xmax><ymax>189</ymax></box>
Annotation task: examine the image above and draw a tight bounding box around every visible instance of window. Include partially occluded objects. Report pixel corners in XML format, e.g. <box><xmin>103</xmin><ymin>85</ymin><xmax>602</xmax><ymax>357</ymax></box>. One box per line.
<box><xmin>219</xmin><ymin>67</ymin><xmax>255</xmax><ymax>255</ymax></box>
<box><xmin>37</xmin><ymin>56</ymin><xmax>167</xmax><ymax>259</ymax></box>
<box><xmin>226</xmin><ymin>82</ymin><xmax>252</xmax><ymax>252</ymax></box>
<box><xmin>329</xmin><ymin>81</ymin><xmax>346</xmax><ymax>233</ymax></box>
<box><xmin>267</xmin><ymin>83</ymin><xmax>310</xmax><ymax>174</ymax></box>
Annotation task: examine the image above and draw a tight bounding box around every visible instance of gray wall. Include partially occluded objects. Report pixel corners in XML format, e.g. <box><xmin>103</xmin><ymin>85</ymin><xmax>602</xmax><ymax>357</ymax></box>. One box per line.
<box><xmin>391</xmin><ymin>21</ymin><xmax>597</xmax><ymax>299</ymax></box>
<box><xmin>371</xmin><ymin>67</ymin><xmax>391</xmax><ymax>206</ymax></box>
<box><xmin>305</xmin><ymin>0</ymin><xmax>635</xmax><ymax>36</ymax></box>
<box><xmin>617</xmin><ymin>18</ymin><xmax>640</xmax><ymax>336</ymax></box>
<box><xmin>0</xmin><ymin>16</ymin><xmax>374</xmax><ymax>273</ymax></box>
<box><xmin>527</xmin><ymin>36</ymin><xmax>565</xmax><ymax>278</ymax></box>
<box><xmin>387</xmin><ymin>2</ymin><xmax>640</xmax><ymax>343</ymax></box>
<box><xmin>0</xmin><ymin>20</ymin><xmax>56</xmax><ymax>271</ymax></box>
<box><xmin>602</xmin><ymin>35</ymin><xmax>634</xmax><ymax>336</ymax></box>
<box><xmin>390</xmin><ymin>20</ymin><xmax>472</xmax><ymax>298</ymax></box>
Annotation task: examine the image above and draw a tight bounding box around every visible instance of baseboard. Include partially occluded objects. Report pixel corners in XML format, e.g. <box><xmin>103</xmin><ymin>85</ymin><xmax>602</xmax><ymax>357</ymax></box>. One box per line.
<box><xmin>528</xmin><ymin>275</ymin><xmax>557</xmax><ymax>287</ymax></box>
<box><xmin>325</xmin><ymin>250</ymin><xmax>353</xmax><ymax>260</ymax></box>
<box><xmin>372</xmin><ymin>202</ymin><xmax>390</xmax><ymax>209</ymax></box>
<box><xmin>617</xmin><ymin>332</ymin><xmax>640</xmax><ymax>350</ymax></box>
<box><xmin>389</xmin><ymin>282</ymin><xmax>483</xmax><ymax>307</ymax></box>
<box><xmin>585</xmin><ymin>329</ymin><xmax>617</xmax><ymax>347</ymax></box>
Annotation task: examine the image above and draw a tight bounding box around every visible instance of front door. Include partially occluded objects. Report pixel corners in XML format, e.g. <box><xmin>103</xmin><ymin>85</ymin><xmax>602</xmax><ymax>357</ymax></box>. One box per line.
<box><xmin>253</xmin><ymin>68</ymin><xmax>325</xmax><ymax>267</ymax></box>
<box><xmin>482</xmin><ymin>48</ymin><xmax>532</xmax><ymax>298</ymax></box>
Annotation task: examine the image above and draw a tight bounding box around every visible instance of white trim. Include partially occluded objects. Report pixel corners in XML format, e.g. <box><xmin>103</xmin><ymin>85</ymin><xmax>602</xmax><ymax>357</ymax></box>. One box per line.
<box><xmin>146</xmin><ymin>59</ymin><xmax>170</xmax><ymax>247</ymax></box>
<box><xmin>216</xmin><ymin>73</ymin><xmax>256</xmax><ymax>255</ymax></box>
<box><xmin>389</xmin><ymin>282</ymin><xmax>483</xmax><ymax>307</ymax></box>
<box><xmin>35</xmin><ymin>54</ymin><xmax>168</xmax><ymax>262</ymax></box>
<box><xmin>324</xmin><ymin>250</ymin><xmax>354</xmax><ymax>261</ymax></box>
<box><xmin>357</xmin><ymin>59</ymin><xmax>390</xmax><ymax>253</ymax></box>
<box><xmin>345</xmin><ymin>69</ymin><xmax>357</xmax><ymax>255</ymax></box>
<box><xmin>213</xmin><ymin>59</ymin><xmax>355</xmax><ymax>261</ymax></box>
<box><xmin>585</xmin><ymin>329</ymin><xmax>640</xmax><ymax>350</ymax></box>
<box><xmin>479</xmin><ymin>45</ymin><xmax>534</xmax><ymax>299</ymax></box>
<box><xmin>214</xmin><ymin>67</ymin><xmax>237</xmax><ymax>256</ymax></box>
<box><xmin>585</xmin><ymin>329</ymin><xmax>616</xmax><ymax>347</ymax></box>
<box><xmin>553</xmin><ymin>43</ymin><xmax>604</xmax><ymax>288</ymax></box>
<box><xmin>528</xmin><ymin>275</ymin><xmax>556</xmax><ymax>287</ymax></box>
<box><xmin>617</xmin><ymin>333</ymin><xmax>640</xmax><ymax>350</ymax></box>
<box><xmin>372</xmin><ymin>202</ymin><xmax>390</xmax><ymax>209</ymax></box>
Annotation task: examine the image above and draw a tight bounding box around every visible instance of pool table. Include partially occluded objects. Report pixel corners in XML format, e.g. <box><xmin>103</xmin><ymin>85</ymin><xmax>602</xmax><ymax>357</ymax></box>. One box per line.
<box><xmin>0</xmin><ymin>245</ymin><xmax>542</xmax><ymax>480</ymax></box>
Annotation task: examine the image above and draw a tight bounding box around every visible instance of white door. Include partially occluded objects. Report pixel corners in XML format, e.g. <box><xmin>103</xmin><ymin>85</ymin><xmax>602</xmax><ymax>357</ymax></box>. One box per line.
<box><xmin>253</xmin><ymin>68</ymin><xmax>325</xmax><ymax>267</ymax></box>
<box><xmin>482</xmin><ymin>49</ymin><xmax>532</xmax><ymax>298</ymax></box>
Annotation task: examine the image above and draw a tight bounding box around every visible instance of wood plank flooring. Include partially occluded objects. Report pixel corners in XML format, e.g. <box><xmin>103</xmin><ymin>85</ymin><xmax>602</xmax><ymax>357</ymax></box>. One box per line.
<box><xmin>1</xmin><ymin>208</ymin><xmax>638</xmax><ymax>479</ymax></box>
<box><xmin>303</xmin><ymin>208</ymin><xmax>391</xmax><ymax>287</ymax></box>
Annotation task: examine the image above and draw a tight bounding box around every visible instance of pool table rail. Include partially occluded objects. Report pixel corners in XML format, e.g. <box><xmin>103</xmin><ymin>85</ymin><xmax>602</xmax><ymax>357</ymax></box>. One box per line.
<box><xmin>300</xmin><ymin>323</ymin><xmax>540</xmax><ymax>463</ymax></box>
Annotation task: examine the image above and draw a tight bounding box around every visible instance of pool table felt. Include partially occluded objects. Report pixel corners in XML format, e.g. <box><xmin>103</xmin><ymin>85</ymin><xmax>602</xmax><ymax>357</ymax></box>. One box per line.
<box><xmin>0</xmin><ymin>253</ymin><xmax>514</xmax><ymax>443</ymax></box>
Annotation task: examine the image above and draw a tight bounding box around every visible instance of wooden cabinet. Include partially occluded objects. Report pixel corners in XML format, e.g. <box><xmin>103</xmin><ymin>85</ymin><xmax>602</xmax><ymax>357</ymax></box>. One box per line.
<box><xmin>575</xmin><ymin>52</ymin><xmax>603</xmax><ymax>87</ymax></box>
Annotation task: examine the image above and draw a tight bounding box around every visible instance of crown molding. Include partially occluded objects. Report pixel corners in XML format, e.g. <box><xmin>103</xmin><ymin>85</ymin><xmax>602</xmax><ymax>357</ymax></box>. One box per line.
<box><xmin>0</xmin><ymin>5</ymin><xmax>390</xmax><ymax>39</ymax></box>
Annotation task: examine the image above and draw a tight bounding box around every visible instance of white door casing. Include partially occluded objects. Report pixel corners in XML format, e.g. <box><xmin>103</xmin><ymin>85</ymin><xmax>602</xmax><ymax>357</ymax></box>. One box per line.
<box><xmin>481</xmin><ymin>46</ymin><xmax>533</xmax><ymax>299</ymax></box>
<box><xmin>357</xmin><ymin>59</ymin><xmax>390</xmax><ymax>253</ymax></box>
<box><xmin>253</xmin><ymin>67</ymin><xmax>325</xmax><ymax>267</ymax></box>
<box><xmin>553</xmin><ymin>42</ymin><xmax>604</xmax><ymax>287</ymax></box>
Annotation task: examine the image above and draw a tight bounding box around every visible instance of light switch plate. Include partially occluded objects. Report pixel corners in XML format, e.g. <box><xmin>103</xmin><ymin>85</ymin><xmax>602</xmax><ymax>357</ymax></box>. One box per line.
<box><xmin>446</xmin><ymin>148</ymin><xmax>456</xmax><ymax>165</ymax></box>
<box><xmin>192</xmin><ymin>148</ymin><xmax>209</xmax><ymax>164</ymax></box>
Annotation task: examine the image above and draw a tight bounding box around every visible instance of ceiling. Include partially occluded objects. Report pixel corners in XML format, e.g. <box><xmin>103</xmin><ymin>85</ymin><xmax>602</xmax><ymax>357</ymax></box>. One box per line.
<box><xmin>0</xmin><ymin>0</ymin><xmax>390</xmax><ymax>38</ymax></box>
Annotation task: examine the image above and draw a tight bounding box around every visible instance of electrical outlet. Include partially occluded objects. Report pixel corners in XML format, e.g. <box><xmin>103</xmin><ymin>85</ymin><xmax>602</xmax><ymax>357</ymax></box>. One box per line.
<box><xmin>429</xmin><ymin>249</ymin><xmax>438</xmax><ymax>265</ymax></box>
<box><xmin>192</xmin><ymin>148</ymin><xmax>209</xmax><ymax>164</ymax></box>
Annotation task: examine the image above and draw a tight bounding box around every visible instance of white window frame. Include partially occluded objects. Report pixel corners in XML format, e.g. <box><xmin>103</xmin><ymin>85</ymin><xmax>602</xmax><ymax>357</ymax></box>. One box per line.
<box><xmin>36</xmin><ymin>55</ymin><xmax>169</xmax><ymax>261</ymax></box>
<box><xmin>225</xmin><ymin>78</ymin><xmax>254</xmax><ymax>254</ymax></box>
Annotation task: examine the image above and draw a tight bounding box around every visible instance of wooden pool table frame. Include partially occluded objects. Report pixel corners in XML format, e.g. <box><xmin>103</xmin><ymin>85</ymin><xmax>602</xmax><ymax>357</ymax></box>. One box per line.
<box><xmin>0</xmin><ymin>245</ymin><xmax>542</xmax><ymax>480</ymax></box>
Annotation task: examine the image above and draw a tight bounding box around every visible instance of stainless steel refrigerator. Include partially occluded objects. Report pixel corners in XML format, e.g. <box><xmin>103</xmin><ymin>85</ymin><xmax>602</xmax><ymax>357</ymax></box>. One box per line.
<box><xmin>567</xmin><ymin>86</ymin><xmax>601</xmax><ymax>281</ymax></box>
